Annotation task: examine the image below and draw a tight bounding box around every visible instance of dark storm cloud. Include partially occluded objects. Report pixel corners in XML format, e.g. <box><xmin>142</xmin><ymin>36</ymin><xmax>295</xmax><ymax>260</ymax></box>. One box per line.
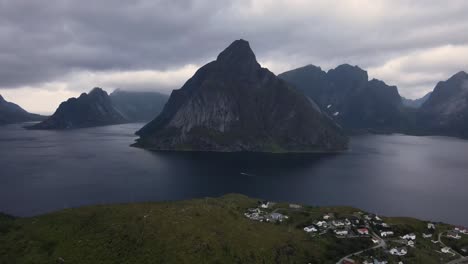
<box><xmin>1</xmin><ymin>0</ymin><xmax>468</xmax><ymax>100</ymax></box>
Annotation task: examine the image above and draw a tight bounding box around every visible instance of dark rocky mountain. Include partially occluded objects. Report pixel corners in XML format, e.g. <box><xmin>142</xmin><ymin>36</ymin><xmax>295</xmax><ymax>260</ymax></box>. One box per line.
<box><xmin>401</xmin><ymin>92</ymin><xmax>432</xmax><ymax>108</ymax></box>
<box><xmin>110</xmin><ymin>89</ymin><xmax>169</xmax><ymax>122</ymax></box>
<box><xmin>0</xmin><ymin>95</ymin><xmax>45</xmax><ymax>125</ymax></box>
<box><xmin>418</xmin><ymin>71</ymin><xmax>468</xmax><ymax>137</ymax></box>
<box><xmin>135</xmin><ymin>39</ymin><xmax>348</xmax><ymax>152</ymax></box>
<box><xmin>279</xmin><ymin>64</ymin><xmax>407</xmax><ymax>132</ymax></box>
<box><xmin>30</xmin><ymin>88</ymin><xmax>127</xmax><ymax>129</ymax></box>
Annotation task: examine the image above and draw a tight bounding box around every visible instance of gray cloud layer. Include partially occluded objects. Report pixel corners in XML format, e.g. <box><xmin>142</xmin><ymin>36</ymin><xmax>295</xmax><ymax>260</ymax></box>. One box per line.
<box><xmin>1</xmin><ymin>0</ymin><xmax>468</xmax><ymax>113</ymax></box>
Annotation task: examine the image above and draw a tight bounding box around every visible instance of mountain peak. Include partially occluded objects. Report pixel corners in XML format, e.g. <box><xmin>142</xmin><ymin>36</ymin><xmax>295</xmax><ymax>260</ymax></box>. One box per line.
<box><xmin>451</xmin><ymin>71</ymin><xmax>468</xmax><ymax>80</ymax></box>
<box><xmin>216</xmin><ymin>39</ymin><xmax>259</xmax><ymax>69</ymax></box>
<box><xmin>89</xmin><ymin>87</ymin><xmax>107</xmax><ymax>95</ymax></box>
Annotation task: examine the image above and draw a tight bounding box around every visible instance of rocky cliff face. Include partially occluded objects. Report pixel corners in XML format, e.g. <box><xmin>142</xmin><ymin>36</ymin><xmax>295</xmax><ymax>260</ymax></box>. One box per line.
<box><xmin>135</xmin><ymin>40</ymin><xmax>348</xmax><ymax>152</ymax></box>
<box><xmin>279</xmin><ymin>64</ymin><xmax>406</xmax><ymax>132</ymax></box>
<box><xmin>30</xmin><ymin>88</ymin><xmax>127</xmax><ymax>129</ymax></box>
<box><xmin>0</xmin><ymin>95</ymin><xmax>45</xmax><ymax>125</ymax></box>
<box><xmin>110</xmin><ymin>90</ymin><xmax>169</xmax><ymax>122</ymax></box>
<box><xmin>419</xmin><ymin>71</ymin><xmax>468</xmax><ymax>137</ymax></box>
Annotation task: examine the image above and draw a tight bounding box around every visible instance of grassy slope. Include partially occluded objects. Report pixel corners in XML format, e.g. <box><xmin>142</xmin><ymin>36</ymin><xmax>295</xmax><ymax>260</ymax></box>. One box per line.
<box><xmin>0</xmin><ymin>194</ymin><xmax>462</xmax><ymax>264</ymax></box>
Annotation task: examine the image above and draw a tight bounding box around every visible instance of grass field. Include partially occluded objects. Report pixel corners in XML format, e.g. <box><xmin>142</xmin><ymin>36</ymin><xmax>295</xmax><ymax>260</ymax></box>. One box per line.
<box><xmin>0</xmin><ymin>194</ymin><xmax>463</xmax><ymax>264</ymax></box>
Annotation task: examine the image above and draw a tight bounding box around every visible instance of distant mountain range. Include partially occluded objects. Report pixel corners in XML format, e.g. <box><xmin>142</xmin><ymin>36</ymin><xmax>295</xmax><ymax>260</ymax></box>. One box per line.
<box><xmin>401</xmin><ymin>92</ymin><xmax>431</xmax><ymax>108</ymax></box>
<box><xmin>30</xmin><ymin>88</ymin><xmax>168</xmax><ymax>130</ymax></box>
<box><xmin>7</xmin><ymin>38</ymin><xmax>468</xmax><ymax>146</ymax></box>
<box><xmin>278</xmin><ymin>64</ymin><xmax>406</xmax><ymax>133</ymax></box>
<box><xmin>135</xmin><ymin>39</ymin><xmax>348</xmax><ymax>152</ymax></box>
<box><xmin>418</xmin><ymin>71</ymin><xmax>468</xmax><ymax>138</ymax></box>
<box><xmin>30</xmin><ymin>88</ymin><xmax>127</xmax><ymax>129</ymax></box>
<box><xmin>279</xmin><ymin>65</ymin><xmax>468</xmax><ymax>138</ymax></box>
<box><xmin>110</xmin><ymin>89</ymin><xmax>168</xmax><ymax>122</ymax></box>
<box><xmin>0</xmin><ymin>95</ymin><xmax>45</xmax><ymax>125</ymax></box>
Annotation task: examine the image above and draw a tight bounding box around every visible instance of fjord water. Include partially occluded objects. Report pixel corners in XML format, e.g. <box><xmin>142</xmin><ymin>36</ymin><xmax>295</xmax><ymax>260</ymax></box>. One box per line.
<box><xmin>1</xmin><ymin>123</ymin><xmax>467</xmax><ymax>226</ymax></box>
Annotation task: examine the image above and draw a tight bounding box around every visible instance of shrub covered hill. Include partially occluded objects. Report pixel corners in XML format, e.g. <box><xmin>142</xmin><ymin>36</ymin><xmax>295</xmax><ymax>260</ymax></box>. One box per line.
<box><xmin>1</xmin><ymin>194</ymin><xmax>466</xmax><ymax>264</ymax></box>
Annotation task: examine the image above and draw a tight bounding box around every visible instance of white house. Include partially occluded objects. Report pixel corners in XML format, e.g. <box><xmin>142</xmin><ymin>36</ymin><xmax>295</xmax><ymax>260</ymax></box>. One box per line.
<box><xmin>427</xmin><ymin>223</ymin><xmax>436</xmax><ymax>230</ymax></box>
<box><xmin>323</xmin><ymin>214</ymin><xmax>332</xmax><ymax>220</ymax></box>
<box><xmin>315</xmin><ymin>221</ymin><xmax>327</xmax><ymax>227</ymax></box>
<box><xmin>401</xmin><ymin>233</ymin><xmax>416</xmax><ymax>240</ymax></box>
<box><xmin>304</xmin><ymin>225</ymin><xmax>317</xmax><ymax>233</ymax></box>
<box><xmin>422</xmin><ymin>233</ymin><xmax>433</xmax><ymax>238</ymax></box>
<box><xmin>407</xmin><ymin>240</ymin><xmax>415</xmax><ymax>247</ymax></box>
<box><xmin>372</xmin><ymin>238</ymin><xmax>380</xmax><ymax>244</ymax></box>
<box><xmin>380</xmin><ymin>231</ymin><xmax>394</xmax><ymax>237</ymax></box>
<box><xmin>389</xmin><ymin>247</ymin><xmax>407</xmax><ymax>256</ymax></box>
<box><xmin>267</xmin><ymin>212</ymin><xmax>288</xmax><ymax>222</ymax></box>
<box><xmin>332</xmin><ymin>220</ymin><xmax>345</xmax><ymax>227</ymax></box>
<box><xmin>260</xmin><ymin>201</ymin><xmax>270</xmax><ymax>209</ymax></box>
<box><xmin>441</xmin><ymin>247</ymin><xmax>451</xmax><ymax>253</ymax></box>
<box><xmin>335</xmin><ymin>229</ymin><xmax>348</xmax><ymax>236</ymax></box>
<box><xmin>455</xmin><ymin>227</ymin><xmax>468</xmax><ymax>234</ymax></box>
<box><xmin>447</xmin><ymin>231</ymin><xmax>461</xmax><ymax>239</ymax></box>
<box><xmin>344</xmin><ymin>219</ymin><xmax>352</xmax><ymax>226</ymax></box>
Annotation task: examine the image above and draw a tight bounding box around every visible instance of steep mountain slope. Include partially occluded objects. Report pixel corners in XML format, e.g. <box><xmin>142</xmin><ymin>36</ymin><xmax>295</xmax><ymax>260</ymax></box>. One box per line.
<box><xmin>402</xmin><ymin>92</ymin><xmax>432</xmax><ymax>108</ymax></box>
<box><xmin>279</xmin><ymin>64</ymin><xmax>407</xmax><ymax>132</ymax></box>
<box><xmin>135</xmin><ymin>40</ymin><xmax>348</xmax><ymax>152</ymax></box>
<box><xmin>0</xmin><ymin>95</ymin><xmax>45</xmax><ymax>125</ymax></box>
<box><xmin>110</xmin><ymin>89</ymin><xmax>169</xmax><ymax>122</ymax></box>
<box><xmin>418</xmin><ymin>71</ymin><xmax>468</xmax><ymax>137</ymax></box>
<box><xmin>30</xmin><ymin>88</ymin><xmax>127</xmax><ymax>129</ymax></box>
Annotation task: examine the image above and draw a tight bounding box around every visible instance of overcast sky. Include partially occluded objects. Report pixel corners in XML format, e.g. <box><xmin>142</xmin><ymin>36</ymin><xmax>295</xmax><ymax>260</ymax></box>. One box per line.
<box><xmin>1</xmin><ymin>0</ymin><xmax>468</xmax><ymax>114</ymax></box>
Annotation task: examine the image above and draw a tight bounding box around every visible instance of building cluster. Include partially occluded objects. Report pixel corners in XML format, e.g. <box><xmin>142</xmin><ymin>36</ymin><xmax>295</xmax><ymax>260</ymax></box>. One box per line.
<box><xmin>303</xmin><ymin>212</ymin><xmax>374</xmax><ymax>238</ymax></box>
<box><xmin>244</xmin><ymin>201</ymin><xmax>289</xmax><ymax>223</ymax></box>
<box><xmin>447</xmin><ymin>226</ymin><xmax>468</xmax><ymax>240</ymax></box>
<box><xmin>244</xmin><ymin>201</ymin><xmax>467</xmax><ymax>263</ymax></box>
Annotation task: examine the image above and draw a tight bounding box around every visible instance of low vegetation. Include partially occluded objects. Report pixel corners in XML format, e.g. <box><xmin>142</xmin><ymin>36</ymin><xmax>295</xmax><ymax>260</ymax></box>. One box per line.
<box><xmin>0</xmin><ymin>194</ymin><xmax>465</xmax><ymax>264</ymax></box>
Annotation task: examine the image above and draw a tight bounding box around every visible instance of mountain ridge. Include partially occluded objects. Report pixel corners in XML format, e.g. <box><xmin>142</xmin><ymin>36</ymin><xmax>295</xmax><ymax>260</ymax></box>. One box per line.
<box><xmin>135</xmin><ymin>39</ymin><xmax>348</xmax><ymax>152</ymax></box>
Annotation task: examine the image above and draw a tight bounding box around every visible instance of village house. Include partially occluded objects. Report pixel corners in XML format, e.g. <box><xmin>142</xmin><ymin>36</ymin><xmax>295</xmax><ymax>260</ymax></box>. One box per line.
<box><xmin>372</xmin><ymin>238</ymin><xmax>380</xmax><ymax>244</ymax></box>
<box><xmin>455</xmin><ymin>226</ymin><xmax>468</xmax><ymax>234</ymax></box>
<box><xmin>289</xmin><ymin>204</ymin><xmax>301</xmax><ymax>209</ymax></box>
<box><xmin>357</xmin><ymin>228</ymin><xmax>369</xmax><ymax>235</ymax></box>
<box><xmin>407</xmin><ymin>240</ymin><xmax>415</xmax><ymax>247</ymax></box>
<box><xmin>314</xmin><ymin>220</ymin><xmax>328</xmax><ymax>228</ymax></box>
<box><xmin>401</xmin><ymin>233</ymin><xmax>416</xmax><ymax>240</ymax></box>
<box><xmin>380</xmin><ymin>231</ymin><xmax>394</xmax><ymax>237</ymax></box>
<box><xmin>447</xmin><ymin>231</ymin><xmax>461</xmax><ymax>239</ymax></box>
<box><xmin>332</xmin><ymin>220</ymin><xmax>345</xmax><ymax>227</ymax></box>
<box><xmin>244</xmin><ymin>208</ymin><xmax>264</xmax><ymax>221</ymax></box>
<box><xmin>323</xmin><ymin>213</ymin><xmax>333</xmax><ymax>220</ymax></box>
<box><xmin>335</xmin><ymin>229</ymin><xmax>348</xmax><ymax>236</ymax></box>
<box><xmin>342</xmin><ymin>258</ymin><xmax>355</xmax><ymax>264</ymax></box>
<box><xmin>422</xmin><ymin>233</ymin><xmax>433</xmax><ymax>238</ymax></box>
<box><xmin>344</xmin><ymin>219</ymin><xmax>352</xmax><ymax>226</ymax></box>
<box><xmin>441</xmin><ymin>247</ymin><xmax>451</xmax><ymax>254</ymax></box>
<box><xmin>266</xmin><ymin>212</ymin><xmax>288</xmax><ymax>222</ymax></box>
<box><xmin>390</xmin><ymin>247</ymin><xmax>408</xmax><ymax>256</ymax></box>
<box><xmin>427</xmin><ymin>223</ymin><xmax>436</xmax><ymax>230</ymax></box>
<box><xmin>369</xmin><ymin>260</ymin><xmax>388</xmax><ymax>264</ymax></box>
<box><xmin>304</xmin><ymin>225</ymin><xmax>317</xmax><ymax>233</ymax></box>
<box><xmin>259</xmin><ymin>201</ymin><xmax>270</xmax><ymax>209</ymax></box>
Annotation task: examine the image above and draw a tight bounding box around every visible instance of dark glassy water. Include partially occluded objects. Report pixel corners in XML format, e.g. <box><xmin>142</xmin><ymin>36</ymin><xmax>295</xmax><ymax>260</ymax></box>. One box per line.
<box><xmin>1</xmin><ymin>123</ymin><xmax>467</xmax><ymax>226</ymax></box>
